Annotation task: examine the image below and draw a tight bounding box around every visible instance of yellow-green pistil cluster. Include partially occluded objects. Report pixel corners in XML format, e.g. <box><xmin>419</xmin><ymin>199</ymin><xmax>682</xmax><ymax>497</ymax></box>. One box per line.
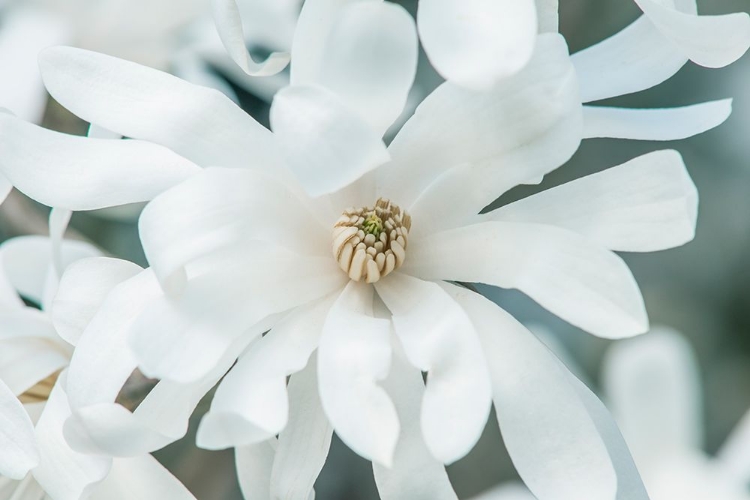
<box><xmin>332</xmin><ymin>198</ymin><xmax>411</xmax><ymax>283</ymax></box>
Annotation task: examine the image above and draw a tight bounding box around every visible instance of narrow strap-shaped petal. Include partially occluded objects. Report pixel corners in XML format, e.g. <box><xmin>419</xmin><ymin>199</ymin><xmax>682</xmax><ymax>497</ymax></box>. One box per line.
<box><xmin>32</xmin><ymin>377</ymin><xmax>112</xmax><ymax>499</ymax></box>
<box><xmin>317</xmin><ymin>281</ymin><xmax>398</xmax><ymax>466</ymax></box>
<box><xmin>482</xmin><ymin>150</ymin><xmax>698</xmax><ymax>252</ymax></box>
<box><xmin>602</xmin><ymin>327</ymin><xmax>703</xmax><ymax>470</ymax></box>
<box><xmin>51</xmin><ymin>257</ymin><xmax>142</xmax><ymax>346</ymax></box>
<box><xmin>211</xmin><ymin>0</ymin><xmax>291</xmax><ymax>76</ymax></box>
<box><xmin>417</xmin><ymin>0</ymin><xmax>537</xmax><ymax>89</ymax></box>
<box><xmin>375</xmin><ymin>274</ymin><xmax>491</xmax><ymax>464</ymax></box>
<box><xmin>404</xmin><ymin>222</ymin><xmax>648</xmax><ymax>339</ymax></box>
<box><xmin>380</xmin><ymin>34</ymin><xmax>578</xmax><ymax>208</ymax></box>
<box><xmin>372</xmin><ymin>343</ymin><xmax>458</xmax><ymax>500</ymax></box>
<box><xmin>91</xmin><ymin>455</ymin><xmax>196</xmax><ymax>499</ymax></box>
<box><xmin>0</xmin><ymin>378</ymin><xmax>39</xmax><ymax>479</ymax></box>
<box><xmin>583</xmin><ymin>100</ymin><xmax>732</xmax><ymax>141</ymax></box>
<box><xmin>572</xmin><ymin>16</ymin><xmax>687</xmax><ymax>103</ymax></box>
<box><xmin>270</xmin><ymin>356</ymin><xmax>332</xmax><ymax>500</ymax></box>
<box><xmin>38</xmin><ymin>46</ymin><xmax>282</xmax><ymax>172</ymax></box>
<box><xmin>535</xmin><ymin>0</ymin><xmax>558</xmax><ymax>33</ymax></box>
<box><xmin>196</xmin><ymin>296</ymin><xmax>334</xmax><ymax>450</ymax></box>
<box><xmin>0</xmin><ymin>338</ymin><xmax>69</xmax><ymax>396</ymax></box>
<box><xmin>634</xmin><ymin>0</ymin><xmax>750</xmax><ymax>69</ymax></box>
<box><xmin>48</xmin><ymin>208</ymin><xmax>72</xmax><ymax>281</ymax></box>
<box><xmin>445</xmin><ymin>284</ymin><xmax>618</xmax><ymax>500</ymax></box>
<box><xmin>270</xmin><ymin>85</ymin><xmax>390</xmax><ymax>197</ymax></box>
<box><xmin>0</xmin><ymin>113</ymin><xmax>200</xmax><ymax>211</ymax></box>
<box><xmin>314</xmin><ymin>1</ymin><xmax>418</xmax><ymax>135</ymax></box>
<box><xmin>235</xmin><ymin>440</ymin><xmax>276</xmax><ymax>500</ymax></box>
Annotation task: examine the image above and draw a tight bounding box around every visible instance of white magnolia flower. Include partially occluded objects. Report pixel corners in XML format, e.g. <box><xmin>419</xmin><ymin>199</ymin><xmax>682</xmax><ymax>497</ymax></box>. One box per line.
<box><xmin>0</xmin><ymin>0</ymin><xmax>210</xmax><ymax>122</ymax></box>
<box><xmin>483</xmin><ymin>327</ymin><xmax>750</xmax><ymax>500</ymax></box>
<box><xmin>0</xmin><ymin>1</ymin><xmax>742</xmax><ymax>499</ymax></box>
<box><xmin>0</xmin><ymin>232</ymin><xmax>194</xmax><ymax>499</ymax></box>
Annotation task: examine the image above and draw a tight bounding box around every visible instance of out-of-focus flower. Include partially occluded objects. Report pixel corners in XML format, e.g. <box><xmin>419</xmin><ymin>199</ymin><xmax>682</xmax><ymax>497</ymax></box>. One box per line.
<box><xmin>0</xmin><ymin>231</ymin><xmax>194</xmax><ymax>499</ymax></box>
<box><xmin>604</xmin><ymin>328</ymin><xmax>750</xmax><ymax>500</ymax></box>
<box><xmin>0</xmin><ymin>0</ymin><xmax>211</xmax><ymax>122</ymax></box>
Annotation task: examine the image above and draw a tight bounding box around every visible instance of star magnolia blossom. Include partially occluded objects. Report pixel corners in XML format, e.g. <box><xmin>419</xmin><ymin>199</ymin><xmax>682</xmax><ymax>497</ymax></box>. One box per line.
<box><xmin>483</xmin><ymin>328</ymin><xmax>750</xmax><ymax>500</ymax></box>
<box><xmin>0</xmin><ymin>232</ymin><xmax>195</xmax><ymax>499</ymax></box>
<box><xmin>0</xmin><ymin>0</ymin><xmax>213</xmax><ymax>123</ymax></box>
<box><xmin>0</xmin><ymin>0</ymin><xmax>744</xmax><ymax>499</ymax></box>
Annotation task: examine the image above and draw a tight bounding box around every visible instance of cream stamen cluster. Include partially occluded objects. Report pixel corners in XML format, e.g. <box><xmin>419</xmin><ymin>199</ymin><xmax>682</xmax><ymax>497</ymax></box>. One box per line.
<box><xmin>332</xmin><ymin>198</ymin><xmax>412</xmax><ymax>283</ymax></box>
<box><xmin>19</xmin><ymin>372</ymin><xmax>59</xmax><ymax>404</ymax></box>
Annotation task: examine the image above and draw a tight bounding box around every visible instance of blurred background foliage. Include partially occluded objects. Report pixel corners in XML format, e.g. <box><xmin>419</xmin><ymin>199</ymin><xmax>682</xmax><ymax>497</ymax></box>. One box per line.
<box><xmin>2</xmin><ymin>0</ymin><xmax>749</xmax><ymax>498</ymax></box>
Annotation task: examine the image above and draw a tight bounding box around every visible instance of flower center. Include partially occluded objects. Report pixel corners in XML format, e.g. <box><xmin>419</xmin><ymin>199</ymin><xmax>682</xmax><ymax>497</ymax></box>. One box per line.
<box><xmin>332</xmin><ymin>198</ymin><xmax>411</xmax><ymax>283</ymax></box>
<box><xmin>18</xmin><ymin>372</ymin><xmax>59</xmax><ymax>404</ymax></box>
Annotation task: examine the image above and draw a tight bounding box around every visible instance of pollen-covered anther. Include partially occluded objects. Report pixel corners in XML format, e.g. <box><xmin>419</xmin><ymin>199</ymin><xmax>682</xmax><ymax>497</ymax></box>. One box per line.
<box><xmin>332</xmin><ymin>198</ymin><xmax>412</xmax><ymax>284</ymax></box>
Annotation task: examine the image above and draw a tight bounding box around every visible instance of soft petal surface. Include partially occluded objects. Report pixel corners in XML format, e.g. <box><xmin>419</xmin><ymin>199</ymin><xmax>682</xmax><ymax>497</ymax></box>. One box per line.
<box><xmin>603</xmin><ymin>327</ymin><xmax>703</xmax><ymax>469</ymax></box>
<box><xmin>139</xmin><ymin>167</ymin><xmax>328</xmax><ymax>290</ymax></box>
<box><xmin>380</xmin><ymin>34</ymin><xmax>579</xmax><ymax>207</ymax></box>
<box><xmin>635</xmin><ymin>0</ymin><xmax>750</xmax><ymax>68</ymax></box>
<box><xmin>0</xmin><ymin>7</ymin><xmax>68</xmax><ymax>122</ymax></box>
<box><xmin>315</xmin><ymin>1</ymin><xmax>418</xmax><ymax>135</ymax></box>
<box><xmin>0</xmin><ymin>378</ymin><xmax>39</xmax><ymax>479</ymax></box>
<box><xmin>39</xmin><ymin>46</ymin><xmax>282</xmax><ymax>171</ymax></box>
<box><xmin>536</xmin><ymin>0</ymin><xmax>558</xmax><ymax>33</ymax></box>
<box><xmin>236</xmin><ymin>441</ymin><xmax>276</xmax><ymax>500</ymax></box>
<box><xmin>270</xmin><ymin>356</ymin><xmax>332</xmax><ymax>500</ymax></box>
<box><xmin>572</xmin><ymin>16</ymin><xmax>687</xmax><ymax>103</ymax></box>
<box><xmin>91</xmin><ymin>455</ymin><xmax>195</xmax><ymax>499</ymax></box>
<box><xmin>33</xmin><ymin>379</ymin><xmax>112</xmax><ymax>500</ymax></box>
<box><xmin>270</xmin><ymin>85</ymin><xmax>390</xmax><ymax>197</ymax></box>
<box><xmin>482</xmin><ymin>150</ymin><xmax>698</xmax><ymax>252</ymax></box>
<box><xmin>445</xmin><ymin>284</ymin><xmax>617</xmax><ymax>500</ymax></box>
<box><xmin>0</xmin><ymin>338</ymin><xmax>69</xmax><ymax>395</ymax></box>
<box><xmin>417</xmin><ymin>0</ymin><xmax>537</xmax><ymax>89</ymax></box>
<box><xmin>0</xmin><ymin>114</ymin><xmax>200</xmax><ymax>211</ymax></box>
<box><xmin>376</xmin><ymin>274</ymin><xmax>491</xmax><ymax>463</ymax></box>
<box><xmin>583</xmin><ymin>100</ymin><xmax>732</xmax><ymax>141</ymax></box>
<box><xmin>197</xmin><ymin>297</ymin><xmax>333</xmax><ymax>449</ymax></box>
<box><xmin>130</xmin><ymin>246</ymin><xmax>345</xmax><ymax>383</ymax></box>
<box><xmin>372</xmin><ymin>344</ymin><xmax>458</xmax><ymax>500</ymax></box>
<box><xmin>718</xmin><ymin>409</ymin><xmax>750</xmax><ymax>485</ymax></box>
<box><xmin>52</xmin><ymin>257</ymin><xmax>143</xmax><ymax>346</ymax></box>
<box><xmin>317</xmin><ymin>281</ymin><xmax>398</xmax><ymax>466</ymax></box>
<box><xmin>404</xmin><ymin>222</ymin><xmax>648</xmax><ymax>338</ymax></box>
<box><xmin>212</xmin><ymin>0</ymin><xmax>291</xmax><ymax>76</ymax></box>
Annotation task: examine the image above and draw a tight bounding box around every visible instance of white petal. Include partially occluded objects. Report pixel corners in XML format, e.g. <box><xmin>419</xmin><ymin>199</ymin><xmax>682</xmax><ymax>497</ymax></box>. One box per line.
<box><xmin>403</xmin><ymin>222</ymin><xmax>648</xmax><ymax>339</ymax></box>
<box><xmin>372</xmin><ymin>345</ymin><xmax>458</xmax><ymax>500</ymax></box>
<box><xmin>572</xmin><ymin>16</ymin><xmax>687</xmax><ymax>103</ymax></box>
<box><xmin>417</xmin><ymin>0</ymin><xmax>537</xmax><ymax>89</ymax></box>
<box><xmin>49</xmin><ymin>208</ymin><xmax>72</xmax><ymax>279</ymax></box>
<box><xmin>0</xmin><ymin>113</ymin><xmax>200</xmax><ymax>211</ymax></box>
<box><xmin>535</xmin><ymin>0</ymin><xmax>558</xmax><ymax>33</ymax></box>
<box><xmin>38</xmin><ymin>46</ymin><xmax>282</xmax><ymax>171</ymax></box>
<box><xmin>270</xmin><ymin>85</ymin><xmax>390</xmax><ymax>197</ymax></box>
<box><xmin>0</xmin><ymin>236</ymin><xmax>100</xmax><ymax>305</ymax></box>
<box><xmin>718</xmin><ymin>409</ymin><xmax>750</xmax><ymax>485</ymax></box>
<box><xmin>197</xmin><ymin>296</ymin><xmax>333</xmax><ymax>449</ymax></box>
<box><xmin>0</xmin><ymin>378</ymin><xmax>39</xmax><ymax>479</ymax></box>
<box><xmin>602</xmin><ymin>327</ymin><xmax>703</xmax><ymax>469</ymax></box>
<box><xmin>91</xmin><ymin>455</ymin><xmax>195</xmax><ymax>499</ymax></box>
<box><xmin>0</xmin><ymin>7</ymin><xmax>68</xmax><ymax>123</ymax></box>
<box><xmin>380</xmin><ymin>34</ymin><xmax>579</xmax><ymax>207</ymax></box>
<box><xmin>565</xmin><ymin>374</ymin><xmax>650</xmax><ymax>500</ymax></box>
<box><xmin>270</xmin><ymin>356</ymin><xmax>333</xmax><ymax>500</ymax></box>
<box><xmin>469</xmin><ymin>484</ymin><xmax>535</xmax><ymax>500</ymax></box>
<box><xmin>130</xmin><ymin>247</ymin><xmax>345</xmax><ymax>383</ymax></box>
<box><xmin>139</xmin><ymin>167</ymin><xmax>328</xmax><ymax>290</ymax></box>
<box><xmin>0</xmin><ymin>338</ymin><xmax>69</xmax><ymax>395</ymax></box>
<box><xmin>583</xmin><ymin>100</ymin><xmax>732</xmax><ymax>141</ymax></box>
<box><xmin>317</xmin><ymin>281</ymin><xmax>398</xmax><ymax>466</ymax></box>
<box><xmin>32</xmin><ymin>378</ymin><xmax>112</xmax><ymax>499</ymax></box>
<box><xmin>483</xmin><ymin>150</ymin><xmax>698</xmax><ymax>252</ymax></box>
<box><xmin>52</xmin><ymin>257</ymin><xmax>142</xmax><ymax>346</ymax></box>
<box><xmin>375</xmin><ymin>274</ymin><xmax>491</xmax><ymax>464</ymax></box>
<box><xmin>445</xmin><ymin>284</ymin><xmax>617</xmax><ymax>500</ymax></box>
<box><xmin>635</xmin><ymin>0</ymin><xmax>750</xmax><ymax>68</ymax></box>
<box><xmin>211</xmin><ymin>0</ymin><xmax>290</xmax><ymax>76</ymax></box>
<box><xmin>235</xmin><ymin>440</ymin><xmax>276</xmax><ymax>500</ymax></box>
<box><xmin>315</xmin><ymin>1</ymin><xmax>418</xmax><ymax>135</ymax></box>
